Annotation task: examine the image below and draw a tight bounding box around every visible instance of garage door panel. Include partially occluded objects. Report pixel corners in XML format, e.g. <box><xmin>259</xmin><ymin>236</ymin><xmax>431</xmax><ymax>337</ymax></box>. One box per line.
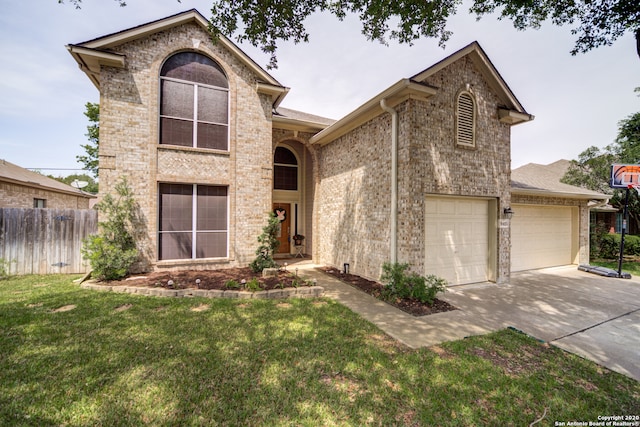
<box><xmin>425</xmin><ymin>197</ymin><xmax>489</xmax><ymax>285</ymax></box>
<box><xmin>511</xmin><ymin>205</ymin><xmax>573</xmax><ymax>271</ymax></box>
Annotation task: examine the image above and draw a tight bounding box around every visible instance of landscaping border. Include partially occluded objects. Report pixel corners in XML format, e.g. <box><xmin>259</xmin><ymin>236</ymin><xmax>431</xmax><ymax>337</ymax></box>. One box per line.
<box><xmin>80</xmin><ymin>281</ymin><xmax>324</xmax><ymax>299</ymax></box>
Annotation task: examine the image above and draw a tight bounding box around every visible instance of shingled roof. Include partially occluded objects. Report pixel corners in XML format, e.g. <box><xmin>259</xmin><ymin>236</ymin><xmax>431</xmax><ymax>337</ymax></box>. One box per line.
<box><xmin>0</xmin><ymin>159</ymin><xmax>94</xmax><ymax>199</ymax></box>
<box><xmin>511</xmin><ymin>159</ymin><xmax>608</xmax><ymax>200</ymax></box>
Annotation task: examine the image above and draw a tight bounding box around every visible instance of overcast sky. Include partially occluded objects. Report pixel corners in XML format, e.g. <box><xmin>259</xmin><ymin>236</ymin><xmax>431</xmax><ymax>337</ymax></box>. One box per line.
<box><xmin>0</xmin><ymin>0</ymin><xmax>638</xmax><ymax>176</ymax></box>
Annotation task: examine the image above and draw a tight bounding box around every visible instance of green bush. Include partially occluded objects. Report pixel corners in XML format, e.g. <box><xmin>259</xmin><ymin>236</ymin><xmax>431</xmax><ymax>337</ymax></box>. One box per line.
<box><xmin>250</xmin><ymin>213</ymin><xmax>280</xmax><ymax>273</ymax></box>
<box><xmin>593</xmin><ymin>232</ymin><xmax>640</xmax><ymax>259</ymax></box>
<box><xmin>82</xmin><ymin>177</ymin><xmax>140</xmax><ymax>281</ymax></box>
<box><xmin>380</xmin><ymin>262</ymin><xmax>447</xmax><ymax>305</ymax></box>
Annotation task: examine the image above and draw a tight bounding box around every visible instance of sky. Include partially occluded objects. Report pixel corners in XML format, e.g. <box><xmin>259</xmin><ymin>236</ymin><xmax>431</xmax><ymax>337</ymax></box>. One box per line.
<box><xmin>0</xmin><ymin>1</ymin><xmax>638</xmax><ymax>177</ymax></box>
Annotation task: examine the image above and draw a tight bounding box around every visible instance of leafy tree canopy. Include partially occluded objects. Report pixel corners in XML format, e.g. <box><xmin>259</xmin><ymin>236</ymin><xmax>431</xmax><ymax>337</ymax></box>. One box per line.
<box><xmin>47</xmin><ymin>173</ymin><xmax>98</xmax><ymax>194</ymax></box>
<box><xmin>562</xmin><ymin>110</ymin><xmax>640</xmax><ymax>229</ymax></box>
<box><xmin>61</xmin><ymin>1</ymin><xmax>639</xmax><ymax>69</ymax></box>
<box><xmin>76</xmin><ymin>102</ymin><xmax>99</xmax><ymax>179</ymax></box>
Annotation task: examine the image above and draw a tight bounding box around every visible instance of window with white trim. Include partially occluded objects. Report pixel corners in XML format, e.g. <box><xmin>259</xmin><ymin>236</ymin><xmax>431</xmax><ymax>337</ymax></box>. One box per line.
<box><xmin>158</xmin><ymin>183</ymin><xmax>228</xmax><ymax>260</ymax></box>
<box><xmin>273</xmin><ymin>146</ymin><xmax>298</xmax><ymax>190</ymax></box>
<box><xmin>160</xmin><ymin>52</ymin><xmax>229</xmax><ymax>150</ymax></box>
<box><xmin>456</xmin><ymin>91</ymin><xmax>476</xmax><ymax>147</ymax></box>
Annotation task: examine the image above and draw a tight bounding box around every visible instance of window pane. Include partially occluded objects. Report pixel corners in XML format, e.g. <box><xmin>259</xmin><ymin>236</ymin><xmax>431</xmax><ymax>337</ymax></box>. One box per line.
<box><xmin>161</xmin><ymin>52</ymin><xmax>228</xmax><ymax>88</ymax></box>
<box><xmin>161</xmin><ymin>80</ymin><xmax>194</xmax><ymax>118</ymax></box>
<box><xmin>198</xmin><ymin>86</ymin><xmax>228</xmax><ymax>124</ymax></box>
<box><xmin>197</xmin><ymin>123</ymin><xmax>228</xmax><ymax>150</ymax></box>
<box><xmin>160</xmin><ymin>118</ymin><xmax>193</xmax><ymax>147</ymax></box>
<box><xmin>159</xmin><ymin>184</ymin><xmax>192</xmax><ymax>231</ymax></box>
<box><xmin>197</xmin><ymin>186</ymin><xmax>227</xmax><ymax>230</ymax></box>
<box><xmin>159</xmin><ymin>232</ymin><xmax>192</xmax><ymax>260</ymax></box>
<box><xmin>196</xmin><ymin>232</ymin><xmax>227</xmax><ymax>258</ymax></box>
<box><xmin>274</xmin><ymin>147</ymin><xmax>297</xmax><ymax>165</ymax></box>
<box><xmin>274</xmin><ymin>165</ymin><xmax>297</xmax><ymax>190</ymax></box>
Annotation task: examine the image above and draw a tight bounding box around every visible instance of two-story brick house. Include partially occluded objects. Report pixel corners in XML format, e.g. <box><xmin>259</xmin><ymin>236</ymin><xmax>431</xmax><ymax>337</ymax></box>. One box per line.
<box><xmin>69</xmin><ymin>9</ymin><xmax>597</xmax><ymax>285</ymax></box>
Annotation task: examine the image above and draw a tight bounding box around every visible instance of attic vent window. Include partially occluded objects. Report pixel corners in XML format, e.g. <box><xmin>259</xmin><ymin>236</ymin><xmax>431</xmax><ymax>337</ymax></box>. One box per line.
<box><xmin>456</xmin><ymin>91</ymin><xmax>476</xmax><ymax>147</ymax></box>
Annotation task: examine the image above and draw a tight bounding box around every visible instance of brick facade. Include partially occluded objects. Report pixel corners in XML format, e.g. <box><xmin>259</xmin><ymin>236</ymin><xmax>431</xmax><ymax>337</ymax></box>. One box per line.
<box><xmin>74</xmin><ymin>11</ymin><xmax>598</xmax><ymax>285</ymax></box>
<box><xmin>97</xmin><ymin>22</ymin><xmax>275</xmax><ymax>272</ymax></box>
<box><xmin>316</xmin><ymin>57</ymin><xmax>513</xmax><ymax>283</ymax></box>
<box><xmin>0</xmin><ymin>181</ymin><xmax>90</xmax><ymax>209</ymax></box>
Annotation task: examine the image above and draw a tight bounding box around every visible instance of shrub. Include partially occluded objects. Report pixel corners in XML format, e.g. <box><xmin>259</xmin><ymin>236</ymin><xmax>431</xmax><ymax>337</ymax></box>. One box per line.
<box><xmin>82</xmin><ymin>177</ymin><xmax>140</xmax><ymax>281</ymax></box>
<box><xmin>592</xmin><ymin>232</ymin><xmax>640</xmax><ymax>260</ymax></box>
<box><xmin>224</xmin><ymin>279</ymin><xmax>240</xmax><ymax>289</ymax></box>
<box><xmin>245</xmin><ymin>278</ymin><xmax>262</xmax><ymax>292</ymax></box>
<box><xmin>380</xmin><ymin>262</ymin><xmax>447</xmax><ymax>305</ymax></box>
<box><xmin>250</xmin><ymin>213</ymin><xmax>280</xmax><ymax>273</ymax></box>
<box><xmin>0</xmin><ymin>258</ymin><xmax>14</xmax><ymax>280</ymax></box>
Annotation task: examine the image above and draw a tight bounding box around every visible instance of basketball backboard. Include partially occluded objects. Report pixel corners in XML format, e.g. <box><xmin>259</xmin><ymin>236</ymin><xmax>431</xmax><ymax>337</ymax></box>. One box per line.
<box><xmin>610</xmin><ymin>164</ymin><xmax>640</xmax><ymax>188</ymax></box>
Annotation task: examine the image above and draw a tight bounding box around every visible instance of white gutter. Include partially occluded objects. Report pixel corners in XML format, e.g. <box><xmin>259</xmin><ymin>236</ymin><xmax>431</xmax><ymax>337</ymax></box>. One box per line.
<box><xmin>380</xmin><ymin>98</ymin><xmax>398</xmax><ymax>264</ymax></box>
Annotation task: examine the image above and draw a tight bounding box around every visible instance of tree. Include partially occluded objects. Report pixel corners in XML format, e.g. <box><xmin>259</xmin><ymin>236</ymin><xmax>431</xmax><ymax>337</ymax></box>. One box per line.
<box><xmin>60</xmin><ymin>1</ymin><xmax>639</xmax><ymax>69</ymax></box>
<box><xmin>77</xmin><ymin>102</ymin><xmax>99</xmax><ymax>179</ymax></box>
<box><xmin>206</xmin><ymin>0</ymin><xmax>640</xmax><ymax>68</ymax></box>
<box><xmin>82</xmin><ymin>177</ymin><xmax>140</xmax><ymax>280</ymax></box>
<box><xmin>47</xmin><ymin>173</ymin><xmax>98</xmax><ymax>194</ymax></box>
<box><xmin>562</xmin><ymin>111</ymin><xmax>640</xmax><ymax>231</ymax></box>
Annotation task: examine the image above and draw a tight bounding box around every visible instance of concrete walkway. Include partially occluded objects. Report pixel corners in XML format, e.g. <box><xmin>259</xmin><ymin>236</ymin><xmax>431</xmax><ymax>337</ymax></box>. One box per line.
<box><xmin>296</xmin><ymin>263</ymin><xmax>640</xmax><ymax>381</ymax></box>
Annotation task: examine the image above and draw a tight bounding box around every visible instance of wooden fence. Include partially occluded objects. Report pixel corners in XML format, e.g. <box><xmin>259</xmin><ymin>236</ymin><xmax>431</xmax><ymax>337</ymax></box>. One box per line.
<box><xmin>0</xmin><ymin>208</ymin><xmax>98</xmax><ymax>275</ymax></box>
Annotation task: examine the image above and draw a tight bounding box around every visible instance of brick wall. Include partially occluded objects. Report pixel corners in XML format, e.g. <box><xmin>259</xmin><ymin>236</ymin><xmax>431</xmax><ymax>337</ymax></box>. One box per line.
<box><xmin>316</xmin><ymin>56</ymin><xmax>513</xmax><ymax>283</ymax></box>
<box><xmin>97</xmin><ymin>22</ymin><xmax>274</xmax><ymax>272</ymax></box>
<box><xmin>0</xmin><ymin>181</ymin><xmax>90</xmax><ymax>209</ymax></box>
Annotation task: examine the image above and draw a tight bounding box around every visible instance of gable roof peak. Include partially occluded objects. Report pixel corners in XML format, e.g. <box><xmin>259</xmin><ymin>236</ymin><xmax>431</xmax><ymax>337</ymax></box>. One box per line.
<box><xmin>411</xmin><ymin>41</ymin><xmax>530</xmax><ymax>117</ymax></box>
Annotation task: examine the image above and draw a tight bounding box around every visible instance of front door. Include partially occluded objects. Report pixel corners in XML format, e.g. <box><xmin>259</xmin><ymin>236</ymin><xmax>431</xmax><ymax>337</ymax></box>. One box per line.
<box><xmin>273</xmin><ymin>203</ymin><xmax>290</xmax><ymax>254</ymax></box>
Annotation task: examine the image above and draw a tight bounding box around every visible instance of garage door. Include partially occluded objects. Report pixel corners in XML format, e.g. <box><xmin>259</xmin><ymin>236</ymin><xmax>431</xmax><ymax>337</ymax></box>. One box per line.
<box><xmin>511</xmin><ymin>205</ymin><xmax>574</xmax><ymax>271</ymax></box>
<box><xmin>425</xmin><ymin>197</ymin><xmax>489</xmax><ymax>285</ymax></box>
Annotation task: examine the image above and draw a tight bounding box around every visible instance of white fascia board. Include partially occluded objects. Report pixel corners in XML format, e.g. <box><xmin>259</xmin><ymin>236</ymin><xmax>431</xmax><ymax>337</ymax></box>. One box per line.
<box><xmin>512</xmin><ymin>188</ymin><xmax>609</xmax><ymax>200</ymax></box>
<box><xmin>310</xmin><ymin>79</ymin><xmax>437</xmax><ymax>145</ymax></box>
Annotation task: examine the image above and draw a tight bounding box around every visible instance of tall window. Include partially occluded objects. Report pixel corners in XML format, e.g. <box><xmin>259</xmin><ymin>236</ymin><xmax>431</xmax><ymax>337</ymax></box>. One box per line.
<box><xmin>158</xmin><ymin>183</ymin><xmax>228</xmax><ymax>260</ymax></box>
<box><xmin>274</xmin><ymin>146</ymin><xmax>298</xmax><ymax>190</ymax></box>
<box><xmin>456</xmin><ymin>91</ymin><xmax>476</xmax><ymax>147</ymax></box>
<box><xmin>160</xmin><ymin>52</ymin><xmax>229</xmax><ymax>150</ymax></box>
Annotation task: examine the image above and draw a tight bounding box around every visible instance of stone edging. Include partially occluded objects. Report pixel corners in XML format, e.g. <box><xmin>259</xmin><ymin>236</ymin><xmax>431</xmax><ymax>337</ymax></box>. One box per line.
<box><xmin>80</xmin><ymin>281</ymin><xmax>324</xmax><ymax>299</ymax></box>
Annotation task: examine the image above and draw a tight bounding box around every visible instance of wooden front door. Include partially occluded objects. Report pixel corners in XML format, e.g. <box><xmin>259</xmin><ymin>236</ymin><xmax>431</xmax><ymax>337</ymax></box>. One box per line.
<box><xmin>273</xmin><ymin>203</ymin><xmax>290</xmax><ymax>254</ymax></box>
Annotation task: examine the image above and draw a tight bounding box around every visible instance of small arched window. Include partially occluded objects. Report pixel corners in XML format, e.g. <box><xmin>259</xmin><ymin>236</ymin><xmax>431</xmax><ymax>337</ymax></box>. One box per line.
<box><xmin>160</xmin><ymin>52</ymin><xmax>229</xmax><ymax>150</ymax></box>
<box><xmin>274</xmin><ymin>146</ymin><xmax>298</xmax><ymax>190</ymax></box>
<box><xmin>456</xmin><ymin>91</ymin><xmax>476</xmax><ymax>147</ymax></box>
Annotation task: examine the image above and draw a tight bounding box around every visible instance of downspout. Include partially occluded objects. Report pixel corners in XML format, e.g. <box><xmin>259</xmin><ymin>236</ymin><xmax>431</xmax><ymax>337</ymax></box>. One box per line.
<box><xmin>380</xmin><ymin>98</ymin><xmax>398</xmax><ymax>264</ymax></box>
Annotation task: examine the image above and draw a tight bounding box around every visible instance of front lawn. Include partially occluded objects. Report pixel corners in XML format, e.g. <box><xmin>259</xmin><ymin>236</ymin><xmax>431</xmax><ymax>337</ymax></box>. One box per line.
<box><xmin>1</xmin><ymin>275</ymin><xmax>638</xmax><ymax>426</ymax></box>
<box><xmin>591</xmin><ymin>259</ymin><xmax>640</xmax><ymax>276</ymax></box>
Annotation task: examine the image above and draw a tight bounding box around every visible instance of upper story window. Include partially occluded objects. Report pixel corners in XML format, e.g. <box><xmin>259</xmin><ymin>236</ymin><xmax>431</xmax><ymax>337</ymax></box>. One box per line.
<box><xmin>456</xmin><ymin>91</ymin><xmax>476</xmax><ymax>148</ymax></box>
<box><xmin>160</xmin><ymin>52</ymin><xmax>229</xmax><ymax>151</ymax></box>
<box><xmin>274</xmin><ymin>146</ymin><xmax>298</xmax><ymax>190</ymax></box>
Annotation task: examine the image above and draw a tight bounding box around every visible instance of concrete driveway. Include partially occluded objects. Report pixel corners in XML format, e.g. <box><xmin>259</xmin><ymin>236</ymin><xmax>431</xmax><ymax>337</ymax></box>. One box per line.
<box><xmin>441</xmin><ymin>266</ymin><xmax>640</xmax><ymax>381</ymax></box>
<box><xmin>300</xmin><ymin>265</ymin><xmax>640</xmax><ymax>381</ymax></box>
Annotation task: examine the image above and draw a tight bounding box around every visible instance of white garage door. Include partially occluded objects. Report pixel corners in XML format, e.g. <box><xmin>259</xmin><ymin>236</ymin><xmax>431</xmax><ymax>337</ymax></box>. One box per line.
<box><xmin>511</xmin><ymin>205</ymin><xmax>574</xmax><ymax>271</ymax></box>
<box><xmin>425</xmin><ymin>197</ymin><xmax>489</xmax><ymax>285</ymax></box>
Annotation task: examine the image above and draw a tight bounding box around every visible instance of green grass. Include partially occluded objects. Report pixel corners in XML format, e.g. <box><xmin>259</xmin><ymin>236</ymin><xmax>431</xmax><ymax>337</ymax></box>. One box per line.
<box><xmin>1</xmin><ymin>275</ymin><xmax>638</xmax><ymax>426</ymax></box>
<box><xmin>591</xmin><ymin>259</ymin><xmax>640</xmax><ymax>275</ymax></box>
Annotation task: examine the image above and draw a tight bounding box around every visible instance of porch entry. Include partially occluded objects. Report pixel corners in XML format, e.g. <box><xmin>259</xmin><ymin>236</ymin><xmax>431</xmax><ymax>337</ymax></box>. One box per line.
<box><xmin>273</xmin><ymin>202</ymin><xmax>290</xmax><ymax>254</ymax></box>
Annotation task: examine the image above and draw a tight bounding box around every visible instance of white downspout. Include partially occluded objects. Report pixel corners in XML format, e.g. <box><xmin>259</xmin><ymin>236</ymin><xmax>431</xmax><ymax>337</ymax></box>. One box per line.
<box><xmin>380</xmin><ymin>98</ymin><xmax>398</xmax><ymax>264</ymax></box>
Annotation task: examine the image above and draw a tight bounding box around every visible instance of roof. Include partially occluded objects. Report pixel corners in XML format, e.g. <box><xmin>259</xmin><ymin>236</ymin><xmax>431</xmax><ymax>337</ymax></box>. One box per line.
<box><xmin>310</xmin><ymin>42</ymin><xmax>533</xmax><ymax>146</ymax></box>
<box><xmin>67</xmin><ymin>9</ymin><xmax>289</xmax><ymax>108</ymax></box>
<box><xmin>411</xmin><ymin>41</ymin><xmax>532</xmax><ymax>120</ymax></box>
<box><xmin>0</xmin><ymin>159</ymin><xmax>95</xmax><ymax>199</ymax></box>
<box><xmin>511</xmin><ymin>159</ymin><xmax>609</xmax><ymax>200</ymax></box>
<box><xmin>272</xmin><ymin>107</ymin><xmax>336</xmax><ymax>133</ymax></box>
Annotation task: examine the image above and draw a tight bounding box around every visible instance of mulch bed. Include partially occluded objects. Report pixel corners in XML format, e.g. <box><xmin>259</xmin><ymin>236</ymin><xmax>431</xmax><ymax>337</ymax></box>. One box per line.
<box><xmin>317</xmin><ymin>267</ymin><xmax>457</xmax><ymax>317</ymax></box>
<box><xmin>105</xmin><ymin>267</ymin><xmax>302</xmax><ymax>291</ymax></box>
<box><xmin>103</xmin><ymin>265</ymin><xmax>456</xmax><ymax>317</ymax></box>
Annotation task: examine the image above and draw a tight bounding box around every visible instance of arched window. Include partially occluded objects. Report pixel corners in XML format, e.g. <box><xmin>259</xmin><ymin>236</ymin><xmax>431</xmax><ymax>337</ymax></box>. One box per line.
<box><xmin>274</xmin><ymin>146</ymin><xmax>298</xmax><ymax>190</ymax></box>
<box><xmin>160</xmin><ymin>52</ymin><xmax>229</xmax><ymax>150</ymax></box>
<box><xmin>456</xmin><ymin>91</ymin><xmax>476</xmax><ymax>147</ymax></box>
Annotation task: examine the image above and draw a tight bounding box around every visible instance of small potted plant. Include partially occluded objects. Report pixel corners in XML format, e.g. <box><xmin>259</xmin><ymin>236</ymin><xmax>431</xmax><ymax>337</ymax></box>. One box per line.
<box><xmin>293</xmin><ymin>234</ymin><xmax>305</xmax><ymax>246</ymax></box>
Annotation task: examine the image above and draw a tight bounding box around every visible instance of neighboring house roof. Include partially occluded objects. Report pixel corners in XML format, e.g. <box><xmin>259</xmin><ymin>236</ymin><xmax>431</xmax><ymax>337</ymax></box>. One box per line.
<box><xmin>0</xmin><ymin>159</ymin><xmax>95</xmax><ymax>199</ymax></box>
<box><xmin>310</xmin><ymin>41</ymin><xmax>534</xmax><ymax>146</ymax></box>
<box><xmin>66</xmin><ymin>9</ymin><xmax>289</xmax><ymax>108</ymax></box>
<box><xmin>512</xmin><ymin>159</ymin><xmax>609</xmax><ymax>200</ymax></box>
